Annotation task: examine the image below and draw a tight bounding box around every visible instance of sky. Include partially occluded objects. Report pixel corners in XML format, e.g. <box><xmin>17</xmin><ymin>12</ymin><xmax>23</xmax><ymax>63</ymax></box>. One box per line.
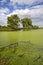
<box><xmin>0</xmin><ymin>0</ymin><xmax>43</xmax><ymax>27</ymax></box>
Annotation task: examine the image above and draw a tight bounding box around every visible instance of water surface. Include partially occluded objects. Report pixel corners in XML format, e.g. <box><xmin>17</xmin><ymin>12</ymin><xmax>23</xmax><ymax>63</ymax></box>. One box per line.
<box><xmin>0</xmin><ymin>29</ymin><xmax>43</xmax><ymax>47</ymax></box>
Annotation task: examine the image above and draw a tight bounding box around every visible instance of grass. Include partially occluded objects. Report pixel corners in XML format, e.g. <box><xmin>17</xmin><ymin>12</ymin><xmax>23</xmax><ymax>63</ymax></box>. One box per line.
<box><xmin>0</xmin><ymin>41</ymin><xmax>43</xmax><ymax>65</ymax></box>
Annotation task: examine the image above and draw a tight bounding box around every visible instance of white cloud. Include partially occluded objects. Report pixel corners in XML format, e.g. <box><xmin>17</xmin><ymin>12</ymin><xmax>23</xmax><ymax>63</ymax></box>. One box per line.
<box><xmin>0</xmin><ymin>8</ymin><xmax>10</xmax><ymax>26</ymax></box>
<box><xmin>0</xmin><ymin>0</ymin><xmax>43</xmax><ymax>27</ymax></box>
<box><xmin>7</xmin><ymin>5</ymin><xmax>43</xmax><ymax>27</ymax></box>
<box><xmin>33</xmin><ymin>21</ymin><xmax>43</xmax><ymax>27</ymax></box>
<box><xmin>30</xmin><ymin>5</ymin><xmax>43</xmax><ymax>17</ymax></box>
<box><xmin>7</xmin><ymin>9</ymin><xmax>30</xmax><ymax>17</ymax></box>
<box><xmin>7</xmin><ymin>5</ymin><xmax>43</xmax><ymax>18</ymax></box>
<box><xmin>8</xmin><ymin>5</ymin><xmax>43</xmax><ymax>16</ymax></box>
<box><xmin>10</xmin><ymin>0</ymin><xmax>43</xmax><ymax>5</ymax></box>
<box><xmin>0</xmin><ymin>14</ymin><xmax>7</xmax><ymax>26</ymax></box>
<box><xmin>0</xmin><ymin>8</ymin><xmax>10</xmax><ymax>14</ymax></box>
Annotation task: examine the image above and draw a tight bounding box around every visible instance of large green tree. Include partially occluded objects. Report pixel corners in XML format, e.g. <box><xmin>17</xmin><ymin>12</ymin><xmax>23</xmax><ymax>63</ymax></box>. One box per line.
<box><xmin>7</xmin><ymin>15</ymin><xmax>20</xmax><ymax>30</ymax></box>
<box><xmin>21</xmin><ymin>18</ymin><xmax>32</xmax><ymax>29</ymax></box>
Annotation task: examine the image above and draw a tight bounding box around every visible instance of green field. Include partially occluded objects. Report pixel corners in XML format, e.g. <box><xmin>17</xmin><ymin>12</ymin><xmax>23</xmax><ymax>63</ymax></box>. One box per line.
<box><xmin>0</xmin><ymin>29</ymin><xmax>43</xmax><ymax>65</ymax></box>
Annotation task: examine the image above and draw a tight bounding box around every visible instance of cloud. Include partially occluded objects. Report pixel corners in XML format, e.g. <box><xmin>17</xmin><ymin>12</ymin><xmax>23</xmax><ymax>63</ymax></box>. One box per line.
<box><xmin>0</xmin><ymin>7</ymin><xmax>10</xmax><ymax>26</ymax></box>
<box><xmin>0</xmin><ymin>0</ymin><xmax>6</xmax><ymax>3</ymax></box>
<box><xmin>7</xmin><ymin>5</ymin><xmax>43</xmax><ymax>18</ymax></box>
<box><xmin>0</xmin><ymin>0</ymin><xmax>43</xmax><ymax>5</ymax></box>
<box><xmin>0</xmin><ymin>8</ymin><xmax>10</xmax><ymax>14</ymax></box>
<box><xmin>0</xmin><ymin>14</ymin><xmax>7</xmax><ymax>26</ymax></box>
<box><xmin>10</xmin><ymin>0</ymin><xmax>43</xmax><ymax>5</ymax></box>
<box><xmin>0</xmin><ymin>0</ymin><xmax>7</xmax><ymax>5</ymax></box>
<box><xmin>0</xmin><ymin>0</ymin><xmax>43</xmax><ymax>26</ymax></box>
<box><xmin>7</xmin><ymin>5</ymin><xmax>43</xmax><ymax>27</ymax></box>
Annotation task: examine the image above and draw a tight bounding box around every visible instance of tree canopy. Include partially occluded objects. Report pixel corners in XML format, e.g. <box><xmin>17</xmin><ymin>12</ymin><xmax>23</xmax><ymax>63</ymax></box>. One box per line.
<box><xmin>21</xmin><ymin>18</ymin><xmax>32</xmax><ymax>29</ymax></box>
<box><xmin>0</xmin><ymin>14</ymin><xmax>39</xmax><ymax>31</ymax></box>
<box><xmin>7</xmin><ymin>15</ymin><xmax>20</xmax><ymax>30</ymax></box>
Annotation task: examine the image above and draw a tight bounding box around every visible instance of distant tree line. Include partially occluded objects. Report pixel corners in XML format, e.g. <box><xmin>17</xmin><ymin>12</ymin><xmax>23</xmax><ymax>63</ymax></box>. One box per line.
<box><xmin>0</xmin><ymin>14</ymin><xmax>39</xmax><ymax>31</ymax></box>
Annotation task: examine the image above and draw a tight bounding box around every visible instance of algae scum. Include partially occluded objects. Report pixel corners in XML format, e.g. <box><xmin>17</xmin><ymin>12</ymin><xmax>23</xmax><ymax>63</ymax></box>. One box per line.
<box><xmin>0</xmin><ymin>41</ymin><xmax>43</xmax><ymax>65</ymax></box>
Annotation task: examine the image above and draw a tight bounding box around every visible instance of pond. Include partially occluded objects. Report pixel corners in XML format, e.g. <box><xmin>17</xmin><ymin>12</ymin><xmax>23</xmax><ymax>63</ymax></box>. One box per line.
<box><xmin>0</xmin><ymin>29</ymin><xmax>43</xmax><ymax>47</ymax></box>
<box><xmin>0</xmin><ymin>29</ymin><xmax>43</xmax><ymax>65</ymax></box>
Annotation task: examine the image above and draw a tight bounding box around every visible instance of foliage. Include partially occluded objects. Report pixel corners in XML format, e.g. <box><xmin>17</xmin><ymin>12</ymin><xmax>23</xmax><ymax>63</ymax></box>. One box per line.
<box><xmin>21</xmin><ymin>18</ymin><xmax>32</xmax><ymax>29</ymax></box>
<box><xmin>0</xmin><ymin>25</ymin><xmax>2</xmax><ymax>28</ymax></box>
<box><xmin>7</xmin><ymin>15</ymin><xmax>20</xmax><ymax>30</ymax></box>
<box><xmin>0</xmin><ymin>14</ymin><xmax>39</xmax><ymax>31</ymax></box>
<box><xmin>0</xmin><ymin>26</ymin><xmax>13</xmax><ymax>31</ymax></box>
<box><xmin>32</xmin><ymin>25</ymin><xmax>39</xmax><ymax>29</ymax></box>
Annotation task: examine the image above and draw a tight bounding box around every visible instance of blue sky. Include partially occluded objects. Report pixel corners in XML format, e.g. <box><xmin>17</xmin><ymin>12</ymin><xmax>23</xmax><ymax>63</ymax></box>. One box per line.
<box><xmin>0</xmin><ymin>0</ymin><xmax>43</xmax><ymax>27</ymax></box>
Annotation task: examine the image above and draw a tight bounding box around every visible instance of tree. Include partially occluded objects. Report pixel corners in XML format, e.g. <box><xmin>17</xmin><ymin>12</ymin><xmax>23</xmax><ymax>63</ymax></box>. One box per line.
<box><xmin>32</xmin><ymin>25</ymin><xmax>39</xmax><ymax>29</ymax></box>
<box><xmin>0</xmin><ymin>25</ymin><xmax>2</xmax><ymax>28</ymax></box>
<box><xmin>21</xmin><ymin>18</ymin><xmax>32</xmax><ymax>29</ymax></box>
<box><xmin>7</xmin><ymin>15</ymin><xmax>20</xmax><ymax>30</ymax></box>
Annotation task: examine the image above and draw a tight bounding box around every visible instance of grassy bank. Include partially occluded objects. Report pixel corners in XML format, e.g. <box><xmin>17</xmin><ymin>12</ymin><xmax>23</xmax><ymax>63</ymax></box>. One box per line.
<box><xmin>0</xmin><ymin>41</ymin><xmax>43</xmax><ymax>65</ymax></box>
